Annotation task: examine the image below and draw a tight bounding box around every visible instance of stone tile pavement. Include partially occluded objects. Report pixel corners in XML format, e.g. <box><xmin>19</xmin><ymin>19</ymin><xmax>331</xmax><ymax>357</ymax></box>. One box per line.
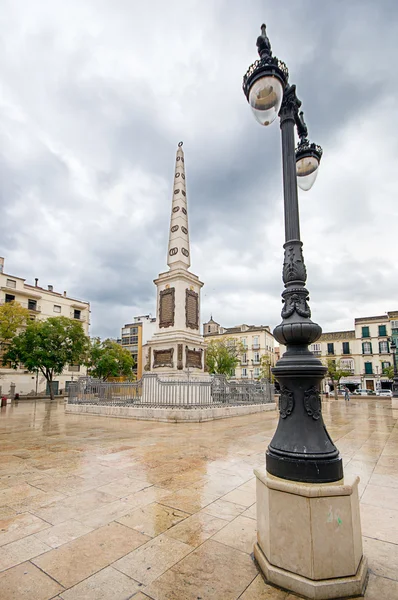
<box><xmin>0</xmin><ymin>397</ymin><xmax>397</xmax><ymax>599</ymax></box>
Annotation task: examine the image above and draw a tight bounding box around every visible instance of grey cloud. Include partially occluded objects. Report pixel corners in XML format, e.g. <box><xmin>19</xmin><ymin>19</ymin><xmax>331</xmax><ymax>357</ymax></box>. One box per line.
<box><xmin>0</xmin><ymin>0</ymin><xmax>397</xmax><ymax>339</ymax></box>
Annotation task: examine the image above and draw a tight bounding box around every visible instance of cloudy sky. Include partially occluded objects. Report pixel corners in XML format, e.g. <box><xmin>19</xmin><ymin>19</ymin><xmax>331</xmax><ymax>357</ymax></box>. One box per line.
<box><xmin>1</xmin><ymin>0</ymin><xmax>397</xmax><ymax>339</ymax></box>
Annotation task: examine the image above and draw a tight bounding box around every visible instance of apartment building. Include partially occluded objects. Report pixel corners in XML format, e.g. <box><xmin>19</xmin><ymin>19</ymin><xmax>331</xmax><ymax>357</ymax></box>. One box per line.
<box><xmin>0</xmin><ymin>257</ymin><xmax>90</xmax><ymax>396</ymax></box>
<box><xmin>304</xmin><ymin>311</ymin><xmax>398</xmax><ymax>391</ymax></box>
<box><xmin>203</xmin><ymin>317</ymin><xmax>275</xmax><ymax>379</ymax></box>
<box><xmin>119</xmin><ymin>315</ymin><xmax>156</xmax><ymax>379</ymax></box>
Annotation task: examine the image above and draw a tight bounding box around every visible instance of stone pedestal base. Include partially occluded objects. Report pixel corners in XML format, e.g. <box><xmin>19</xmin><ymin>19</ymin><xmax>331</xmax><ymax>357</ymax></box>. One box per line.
<box><xmin>254</xmin><ymin>468</ymin><xmax>368</xmax><ymax>600</ymax></box>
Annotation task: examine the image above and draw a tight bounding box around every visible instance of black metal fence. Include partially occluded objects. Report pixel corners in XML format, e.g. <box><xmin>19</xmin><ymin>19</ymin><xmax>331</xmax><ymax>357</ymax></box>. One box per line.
<box><xmin>67</xmin><ymin>374</ymin><xmax>274</xmax><ymax>408</ymax></box>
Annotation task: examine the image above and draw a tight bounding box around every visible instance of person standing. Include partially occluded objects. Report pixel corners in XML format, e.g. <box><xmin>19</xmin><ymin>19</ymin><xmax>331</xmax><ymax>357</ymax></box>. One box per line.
<box><xmin>344</xmin><ymin>387</ymin><xmax>350</xmax><ymax>402</ymax></box>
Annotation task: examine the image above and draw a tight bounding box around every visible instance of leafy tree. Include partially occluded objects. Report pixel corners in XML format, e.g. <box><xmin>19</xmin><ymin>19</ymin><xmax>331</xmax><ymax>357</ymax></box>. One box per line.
<box><xmin>383</xmin><ymin>365</ymin><xmax>395</xmax><ymax>380</ymax></box>
<box><xmin>3</xmin><ymin>317</ymin><xmax>89</xmax><ymax>400</ymax></box>
<box><xmin>0</xmin><ymin>301</ymin><xmax>30</xmax><ymax>343</ymax></box>
<box><xmin>87</xmin><ymin>338</ymin><xmax>135</xmax><ymax>381</ymax></box>
<box><xmin>205</xmin><ymin>338</ymin><xmax>244</xmax><ymax>376</ymax></box>
<box><xmin>325</xmin><ymin>359</ymin><xmax>352</xmax><ymax>400</ymax></box>
<box><xmin>258</xmin><ymin>354</ymin><xmax>274</xmax><ymax>382</ymax></box>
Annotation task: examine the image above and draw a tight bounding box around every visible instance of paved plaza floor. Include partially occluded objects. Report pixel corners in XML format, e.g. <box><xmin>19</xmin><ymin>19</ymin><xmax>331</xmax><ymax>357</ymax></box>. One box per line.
<box><xmin>0</xmin><ymin>398</ymin><xmax>397</xmax><ymax>599</ymax></box>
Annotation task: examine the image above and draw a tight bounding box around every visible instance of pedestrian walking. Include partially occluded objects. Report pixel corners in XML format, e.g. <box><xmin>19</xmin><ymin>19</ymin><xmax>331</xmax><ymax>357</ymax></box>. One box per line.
<box><xmin>344</xmin><ymin>387</ymin><xmax>350</xmax><ymax>402</ymax></box>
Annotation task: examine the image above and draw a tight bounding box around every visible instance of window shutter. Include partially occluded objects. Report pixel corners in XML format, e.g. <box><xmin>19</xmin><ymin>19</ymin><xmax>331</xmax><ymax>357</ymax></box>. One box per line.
<box><xmin>369</xmin><ymin>342</ymin><xmax>372</xmax><ymax>354</ymax></box>
<box><xmin>362</xmin><ymin>342</ymin><xmax>365</xmax><ymax>354</ymax></box>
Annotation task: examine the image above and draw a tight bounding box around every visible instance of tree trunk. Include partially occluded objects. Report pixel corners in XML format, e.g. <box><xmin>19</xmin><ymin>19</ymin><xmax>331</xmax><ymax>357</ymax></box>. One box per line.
<box><xmin>47</xmin><ymin>373</ymin><xmax>54</xmax><ymax>401</ymax></box>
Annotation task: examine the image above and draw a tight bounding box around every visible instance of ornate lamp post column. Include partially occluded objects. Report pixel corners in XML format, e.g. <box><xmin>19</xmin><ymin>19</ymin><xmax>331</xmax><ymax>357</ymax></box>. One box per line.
<box><xmin>243</xmin><ymin>24</ymin><xmax>341</xmax><ymax>484</ymax></box>
<box><xmin>242</xmin><ymin>25</ymin><xmax>367</xmax><ymax>599</ymax></box>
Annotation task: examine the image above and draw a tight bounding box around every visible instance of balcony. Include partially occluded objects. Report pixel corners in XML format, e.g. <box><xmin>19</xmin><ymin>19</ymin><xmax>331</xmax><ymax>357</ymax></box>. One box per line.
<box><xmin>252</xmin><ymin>344</ymin><xmax>260</xmax><ymax>350</ymax></box>
<box><xmin>0</xmin><ymin>299</ymin><xmax>41</xmax><ymax>312</ymax></box>
<box><xmin>252</xmin><ymin>359</ymin><xmax>260</xmax><ymax>365</ymax></box>
<box><xmin>70</xmin><ymin>312</ymin><xmax>86</xmax><ymax>322</ymax></box>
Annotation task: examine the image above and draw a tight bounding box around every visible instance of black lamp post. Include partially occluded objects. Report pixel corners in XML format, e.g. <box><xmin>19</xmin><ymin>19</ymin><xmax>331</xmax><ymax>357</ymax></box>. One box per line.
<box><xmin>390</xmin><ymin>339</ymin><xmax>398</xmax><ymax>397</ymax></box>
<box><xmin>243</xmin><ymin>25</ymin><xmax>343</xmax><ymax>483</ymax></box>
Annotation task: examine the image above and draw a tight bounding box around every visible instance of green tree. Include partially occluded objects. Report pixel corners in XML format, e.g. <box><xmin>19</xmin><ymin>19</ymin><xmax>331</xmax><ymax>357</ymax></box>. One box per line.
<box><xmin>205</xmin><ymin>338</ymin><xmax>244</xmax><ymax>376</ymax></box>
<box><xmin>383</xmin><ymin>365</ymin><xmax>395</xmax><ymax>380</ymax></box>
<box><xmin>3</xmin><ymin>317</ymin><xmax>89</xmax><ymax>400</ymax></box>
<box><xmin>258</xmin><ymin>354</ymin><xmax>274</xmax><ymax>382</ymax></box>
<box><xmin>325</xmin><ymin>359</ymin><xmax>352</xmax><ymax>400</ymax></box>
<box><xmin>87</xmin><ymin>338</ymin><xmax>135</xmax><ymax>381</ymax></box>
<box><xmin>0</xmin><ymin>301</ymin><xmax>30</xmax><ymax>343</ymax></box>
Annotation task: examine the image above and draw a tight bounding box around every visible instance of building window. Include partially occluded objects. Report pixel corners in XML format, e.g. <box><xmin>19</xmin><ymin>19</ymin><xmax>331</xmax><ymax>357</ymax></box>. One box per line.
<box><xmin>6</xmin><ymin>279</ymin><xmax>16</xmax><ymax>289</ymax></box>
<box><xmin>310</xmin><ymin>343</ymin><xmax>321</xmax><ymax>356</ymax></box>
<box><xmin>74</xmin><ymin>309</ymin><xmax>81</xmax><ymax>320</ymax></box>
<box><xmin>53</xmin><ymin>305</ymin><xmax>61</xmax><ymax>313</ymax></box>
<box><xmin>69</xmin><ymin>365</ymin><xmax>80</xmax><ymax>372</ymax></box>
<box><xmin>207</xmin><ymin>325</ymin><xmax>211</xmax><ymax>333</ymax></box>
<box><xmin>253</xmin><ymin>352</ymin><xmax>260</xmax><ymax>364</ymax></box>
<box><xmin>378</xmin><ymin>325</ymin><xmax>387</xmax><ymax>337</ymax></box>
<box><xmin>28</xmin><ymin>299</ymin><xmax>37</xmax><ymax>311</ymax></box>
<box><xmin>5</xmin><ymin>294</ymin><xmax>15</xmax><ymax>303</ymax></box>
<box><xmin>342</xmin><ymin>342</ymin><xmax>350</xmax><ymax>355</ymax></box>
<box><xmin>253</xmin><ymin>336</ymin><xmax>259</xmax><ymax>349</ymax></box>
<box><xmin>242</xmin><ymin>368</ymin><xmax>248</xmax><ymax>377</ymax></box>
<box><xmin>241</xmin><ymin>337</ymin><xmax>247</xmax><ymax>349</ymax></box>
<box><xmin>379</xmin><ymin>340</ymin><xmax>389</xmax><ymax>354</ymax></box>
<box><xmin>362</xmin><ymin>326</ymin><xmax>370</xmax><ymax>338</ymax></box>
<box><xmin>230</xmin><ymin>368</ymin><xmax>235</xmax><ymax>377</ymax></box>
<box><xmin>364</xmin><ymin>362</ymin><xmax>373</xmax><ymax>375</ymax></box>
<box><xmin>362</xmin><ymin>342</ymin><xmax>372</xmax><ymax>355</ymax></box>
<box><xmin>254</xmin><ymin>367</ymin><xmax>260</xmax><ymax>378</ymax></box>
<box><xmin>341</xmin><ymin>359</ymin><xmax>354</xmax><ymax>372</ymax></box>
<box><xmin>241</xmin><ymin>353</ymin><xmax>247</xmax><ymax>365</ymax></box>
<box><xmin>382</xmin><ymin>361</ymin><xmax>391</xmax><ymax>370</ymax></box>
<box><xmin>327</xmin><ymin>343</ymin><xmax>334</xmax><ymax>355</ymax></box>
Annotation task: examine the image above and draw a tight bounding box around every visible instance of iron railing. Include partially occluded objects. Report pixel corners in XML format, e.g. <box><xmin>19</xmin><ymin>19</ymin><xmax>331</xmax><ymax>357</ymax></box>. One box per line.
<box><xmin>67</xmin><ymin>374</ymin><xmax>274</xmax><ymax>408</ymax></box>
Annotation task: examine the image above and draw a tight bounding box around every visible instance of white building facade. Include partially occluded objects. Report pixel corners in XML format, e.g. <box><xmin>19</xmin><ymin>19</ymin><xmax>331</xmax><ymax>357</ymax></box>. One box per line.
<box><xmin>203</xmin><ymin>318</ymin><xmax>276</xmax><ymax>379</ymax></box>
<box><xmin>0</xmin><ymin>257</ymin><xmax>90</xmax><ymax>396</ymax></box>
<box><xmin>301</xmin><ymin>311</ymin><xmax>397</xmax><ymax>391</ymax></box>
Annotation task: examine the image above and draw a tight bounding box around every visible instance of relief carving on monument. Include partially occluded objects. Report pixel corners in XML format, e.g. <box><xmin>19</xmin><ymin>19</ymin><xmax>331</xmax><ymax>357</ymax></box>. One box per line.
<box><xmin>153</xmin><ymin>348</ymin><xmax>174</xmax><ymax>368</ymax></box>
<box><xmin>185</xmin><ymin>289</ymin><xmax>199</xmax><ymax>330</ymax></box>
<box><xmin>177</xmin><ymin>344</ymin><xmax>183</xmax><ymax>370</ymax></box>
<box><xmin>186</xmin><ymin>348</ymin><xmax>202</xmax><ymax>369</ymax></box>
<box><xmin>159</xmin><ymin>288</ymin><xmax>175</xmax><ymax>328</ymax></box>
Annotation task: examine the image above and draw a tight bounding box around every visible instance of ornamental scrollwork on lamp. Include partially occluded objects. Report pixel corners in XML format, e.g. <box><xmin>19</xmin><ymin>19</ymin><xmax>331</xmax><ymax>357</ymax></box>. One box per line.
<box><xmin>281</xmin><ymin>288</ymin><xmax>311</xmax><ymax>319</ymax></box>
<box><xmin>283</xmin><ymin>242</ymin><xmax>307</xmax><ymax>284</ymax></box>
<box><xmin>304</xmin><ymin>386</ymin><xmax>322</xmax><ymax>420</ymax></box>
<box><xmin>279</xmin><ymin>385</ymin><xmax>294</xmax><ymax>418</ymax></box>
<box><xmin>279</xmin><ymin>84</ymin><xmax>301</xmax><ymax>123</ymax></box>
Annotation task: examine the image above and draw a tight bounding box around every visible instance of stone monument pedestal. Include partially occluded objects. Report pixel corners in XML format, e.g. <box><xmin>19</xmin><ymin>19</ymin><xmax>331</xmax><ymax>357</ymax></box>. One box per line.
<box><xmin>254</xmin><ymin>468</ymin><xmax>368</xmax><ymax>600</ymax></box>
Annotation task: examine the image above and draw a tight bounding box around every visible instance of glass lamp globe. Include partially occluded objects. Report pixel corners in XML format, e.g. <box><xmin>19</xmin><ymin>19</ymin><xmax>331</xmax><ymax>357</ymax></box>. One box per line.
<box><xmin>249</xmin><ymin>75</ymin><xmax>284</xmax><ymax>126</ymax></box>
<box><xmin>296</xmin><ymin>155</ymin><xmax>320</xmax><ymax>191</ymax></box>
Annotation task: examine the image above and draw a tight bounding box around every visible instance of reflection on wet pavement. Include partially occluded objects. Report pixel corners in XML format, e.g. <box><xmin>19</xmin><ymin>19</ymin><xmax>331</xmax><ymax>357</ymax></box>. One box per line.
<box><xmin>0</xmin><ymin>397</ymin><xmax>397</xmax><ymax>599</ymax></box>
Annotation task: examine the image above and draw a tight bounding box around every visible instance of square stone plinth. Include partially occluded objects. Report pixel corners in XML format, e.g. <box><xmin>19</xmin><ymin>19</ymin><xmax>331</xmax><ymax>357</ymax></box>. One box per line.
<box><xmin>254</xmin><ymin>468</ymin><xmax>368</xmax><ymax>600</ymax></box>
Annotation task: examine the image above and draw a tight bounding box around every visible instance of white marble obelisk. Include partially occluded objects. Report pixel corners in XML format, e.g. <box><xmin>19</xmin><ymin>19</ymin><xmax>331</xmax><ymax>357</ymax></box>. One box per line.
<box><xmin>143</xmin><ymin>142</ymin><xmax>207</xmax><ymax>379</ymax></box>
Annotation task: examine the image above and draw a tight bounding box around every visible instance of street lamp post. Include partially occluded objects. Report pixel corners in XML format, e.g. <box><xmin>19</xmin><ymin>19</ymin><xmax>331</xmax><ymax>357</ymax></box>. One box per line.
<box><xmin>390</xmin><ymin>339</ymin><xmax>398</xmax><ymax>397</ymax></box>
<box><xmin>243</xmin><ymin>24</ymin><xmax>342</xmax><ymax>484</ymax></box>
<box><xmin>241</xmin><ymin>25</ymin><xmax>367</xmax><ymax>598</ymax></box>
